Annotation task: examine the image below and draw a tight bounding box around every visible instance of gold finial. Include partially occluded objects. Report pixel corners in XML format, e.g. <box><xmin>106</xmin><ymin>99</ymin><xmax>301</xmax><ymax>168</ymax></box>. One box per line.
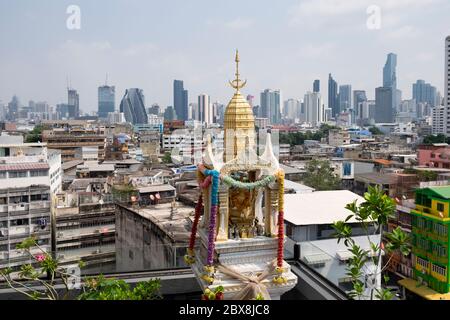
<box><xmin>229</xmin><ymin>49</ymin><xmax>247</xmax><ymax>91</ymax></box>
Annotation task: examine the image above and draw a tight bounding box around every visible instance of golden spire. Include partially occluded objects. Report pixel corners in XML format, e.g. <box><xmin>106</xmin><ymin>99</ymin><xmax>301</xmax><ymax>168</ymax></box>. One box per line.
<box><xmin>229</xmin><ymin>49</ymin><xmax>247</xmax><ymax>92</ymax></box>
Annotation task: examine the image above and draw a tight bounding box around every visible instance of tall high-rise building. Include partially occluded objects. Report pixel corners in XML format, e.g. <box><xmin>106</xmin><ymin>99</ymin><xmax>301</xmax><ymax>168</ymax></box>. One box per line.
<box><xmin>98</xmin><ymin>85</ymin><xmax>115</xmax><ymax>118</ymax></box>
<box><xmin>198</xmin><ymin>94</ymin><xmax>213</xmax><ymax>125</ymax></box>
<box><xmin>375</xmin><ymin>87</ymin><xmax>394</xmax><ymax>123</ymax></box>
<box><xmin>339</xmin><ymin>85</ymin><xmax>352</xmax><ymax>112</ymax></box>
<box><xmin>119</xmin><ymin>88</ymin><xmax>148</xmax><ymax>124</ymax></box>
<box><xmin>260</xmin><ymin>89</ymin><xmax>281</xmax><ymax>124</ymax></box>
<box><xmin>413</xmin><ymin>80</ymin><xmax>438</xmax><ymax>107</ymax></box>
<box><xmin>383</xmin><ymin>53</ymin><xmax>397</xmax><ymax>89</ymax></box>
<box><xmin>304</xmin><ymin>92</ymin><xmax>324</xmax><ymax>127</ymax></box>
<box><xmin>313</xmin><ymin>80</ymin><xmax>320</xmax><ymax>93</ymax></box>
<box><xmin>432</xmin><ymin>105</ymin><xmax>446</xmax><ymax>135</ymax></box>
<box><xmin>446</xmin><ymin>36</ymin><xmax>450</xmax><ymax>136</ymax></box>
<box><xmin>173</xmin><ymin>80</ymin><xmax>188</xmax><ymax>121</ymax></box>
<box><xmin>377</xmin><ymin>53</ymin><xmax>400</xmax><ymax>121</ymax></box>
<box><xmin>147</xmin><ymin>104</ymin><xmax>161</xmax><ymax>116</ymax></box>
<box><xmin>67</xmin><ymin>88</ymin><xmax>79</xmax><ymax>118</ymax></box>
<box><xmin>164</xmin><ymin>106</ymin><xmax>176</xmax><ymax>121</ymax></box>
<box><xmin>353</xmin><ymin>90</ymin><xmax>367</xmax><ymax>109</ymax></box>
<box><xmin>328</xmin><ymin>74</ymin><xmax>339</xmax><ymax>117</ymax></box>
<box><xmin>283</xmin><ymin>99</ymin><xmax>301</xmax><ymax>119</ymax></box>
<box><xmin>7</xmin><ymin>95</ymin><xmax>20</xmax><ymax>121</ymax></box>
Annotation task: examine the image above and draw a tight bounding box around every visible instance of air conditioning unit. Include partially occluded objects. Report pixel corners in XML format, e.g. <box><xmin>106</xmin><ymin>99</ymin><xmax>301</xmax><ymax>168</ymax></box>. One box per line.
<box><xmin>57</xmin><ymin>232</ymin><xmax>64</xmax><ymax>237</ymax></box>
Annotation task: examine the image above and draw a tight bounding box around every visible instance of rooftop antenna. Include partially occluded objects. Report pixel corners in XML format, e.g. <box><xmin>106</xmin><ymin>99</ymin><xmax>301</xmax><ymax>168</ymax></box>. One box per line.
<box><xmin>105</xmin><ymin>73</ymin><xmax>108</xmax><ymax>86</ymax></box>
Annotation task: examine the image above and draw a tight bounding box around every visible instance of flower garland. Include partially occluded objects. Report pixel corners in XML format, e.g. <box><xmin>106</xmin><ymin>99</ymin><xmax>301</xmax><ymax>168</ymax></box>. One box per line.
<box><xmin>273</xmin><ymin>170</ymin><xmax>287</xmax><ymax>285</ymax></box>
<box><xmin>184</xmin><ymin>194</ymin><xmax>203</xmax><ymax>265</ymax></box>
<box><xmin>221</xmin><ymin>174</ymin><xmax>275</xmax><ymax>190</ymax></box>
<box><xmin>199</xmin><ymin>175</ymin><xmax>212</xmax><ymax>189</ymax></box>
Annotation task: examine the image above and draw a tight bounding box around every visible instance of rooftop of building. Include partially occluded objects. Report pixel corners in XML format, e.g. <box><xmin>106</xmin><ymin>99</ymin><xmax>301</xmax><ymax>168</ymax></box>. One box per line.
<box><xmin>284</xmin><ymin>179</ymin><xmax>315</xmax><ymax>193</ymax></box>
<box><xmin>280</xmin><ymin>164</ymin><xmax>303</xmax><ymax>175</ymax></box>
<box><xmin>119</xmin><ymin>201</ymin><xmax>194</xmax><ymax>243</ymax></box>
<box><xmin>61</xmin><ymin>160</ymin><xmax>84</xmax><ymax>171</ymax></box>
<box><xmin>102</xmin><ymin>159</ymin><xmax>142</xmax><ymax>165</ymax></box>
<box><xmin>70</xmin><ymin>178</ymin><xmax>107</xmax><ymax>190</ymax></box>
<box><xmin>137</xmin><ymin>184</ymin><xmax>176</xmax><ymax>193</ymax></box>
<box><xmin>354</xmin><ymin>172</ymin><xmax>403</xmax><ymax>185</ymax></box>
<box><xmin>77</xmin><ymin>162</ymin><xmax>115</xmax><ymax>172</ymax></box>
<box><xmin>284</xmin><ymin>190</ymin><xmax>365</xmax><ymax>226</ymax></box>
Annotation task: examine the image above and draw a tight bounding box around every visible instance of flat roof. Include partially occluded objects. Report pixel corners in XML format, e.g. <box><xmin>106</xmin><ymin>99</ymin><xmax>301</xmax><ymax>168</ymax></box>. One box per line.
<box><xmin>398</xmin><ymin>278</ymin><xmax>450</xmax><ymax>300</ymax></box>
<box><xmin>61</xmin><ymin>160</ymin><xmax>84</xmax><ymax>171</ymax></box>
<box><xmin>138</xmin><ymin>184</ymin><xmax>176</xmax><ymax>193</ymax></box>
<box><xmin>354</xmin><ymin>172</ymin><xmax>398</xmax><ymax>185</ymax></box>
<box><xmin>280</xmin><ymin>164</ymin><xmax>303</xmax><ymax>175</ymax></box>
<box><xmin>77</xmin><ymin>163</ymin><xmax>115</xmax><ymax>171</ymax></box>
<box><xmin>103</xmin><ymin>159</ymin><xmax>142</xmax><ymax>165</ymax></box>
<box><xmin>122</xmin><ymin>202</ymin><xmax>194</xmax><ymax>242</ymax></box>
<box><xmin>284</xmin><ymin>179</ymin><xmax>315</xmax><ymax>193</ymax></box>
<box><xmin>284</xmin><ymin>190</ymin><xmax>365</xmax><ymax>226</ymax></box>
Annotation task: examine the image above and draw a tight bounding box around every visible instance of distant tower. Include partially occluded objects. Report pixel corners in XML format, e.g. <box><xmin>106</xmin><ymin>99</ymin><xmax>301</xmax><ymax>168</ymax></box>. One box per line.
<box><xmin>313</xmin><ymin>79</ymin><xmax>320</xmax><ymax>93</ymax></box>
<box><xmin>446</xmin><ymin>36</ymin><xmax>450</xmax><ymax>136</ymax></box>
<box><xmin>328</xmin><ymin>74</ymin><xmax>339</xmax><ymax>117</ymax></box>
<box><xmin>98</xmin><ymin>80</ymin><xmax>115</xmax><ymax>118</ymax></box>
<box><xmin>119</xmin><ymin>88</ymin><xmax>148</xmax><ymax>124</ymax></box>
<box><xmin>174</xmin><ymin>80</ymin><xmax>188</xmax><ymax>121</ymax></box>
<box><xmin>67</xmin><ymin>88</ymin><xmax>79</xmax><ymax>118</ymax></box>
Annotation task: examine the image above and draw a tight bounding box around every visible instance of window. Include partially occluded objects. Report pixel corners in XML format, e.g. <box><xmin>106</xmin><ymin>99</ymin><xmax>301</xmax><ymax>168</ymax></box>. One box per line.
<box><xmin>416</xmin><ymin>257</ymin><xmax>429</xmax><ymax>270</ymax></box>
<box><xmin>30</xmin><ymin>170</ymin><xmax>48</xmax><ymax>177</ymax></box>
<box><xmin>9</xmin><ymin>170</ymin><xmax>27</xmax><ymax>178</ymax></box>
<box><xmin>0</xmin><ymin>172</ymin><xmax>6</xmax><ymax>179</ymax></box>
<box><xmin>437</xmin><ymin>202</ymin><xmax>445</xmax><ymax>213</ymax></box>
<box><xmin>432</xmin><ymin>264</ymin><xmax>447</xmax><ymax>277</ymax></box>
<box><xmin>10</xmin><ymin>218</ymin><xmax>29</xmax><ymax>226</ymax></box>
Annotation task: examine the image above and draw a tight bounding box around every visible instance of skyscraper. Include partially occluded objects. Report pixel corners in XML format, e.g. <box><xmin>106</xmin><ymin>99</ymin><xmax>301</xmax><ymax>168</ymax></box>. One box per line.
<box><xmin>164</xmin><ymin>106</ymin><xmax>176</xmax><ymax>121</ymax></box>
<box><xmin>328</xmin><ymin>74</ymin><xmax>339</xmax><ymax>117</ymax></box>
<box><xmin>7</xmin><ymin>95</ymin><xmax>20</xmax><ymax>121</ymax></box>
<box><xmin>353</xmin><ymin>90</ymin><xmax>367</xmax><ymax>109</ymax></box>
<box><xmin>303</xmin><ymin>92</ymin><xmax>324</xmax><ymax>127</ymax></box>
<box><xmin>446</xmin><ymin>36</ymin><xmax>450</xmax><ymax>136</ymax></box>
<box><xmin>98</xmin><ymin>85</ymin><xmax>115</xmax><ymax>118</ymax></box>
<box><xmin>198</xmin><ymin>94</ymin><xmax>213</xmax><ymax>125</ymax></box>
<box><xmin>383</xmin><ymin>53</ymin><xmax>397</xmax><ymax>89</ymax></box>
<box><xmin>283</xmin><ymin>99</ymin><xmax>301</xmax><ymax>119</ymax></box>
<box><xmin>260</xmin><ymin>89</ymin><xmax>281</xmax><ymax>124</ymax></box>
<box><xmin>67</xmin><ymin>88</ymin><xmax>79</xmax><ymax>118</ymax></box>
<box><xmin>339</xmin><ymin>85</ymin><xmax>352</xmax><ymax>112</ymax></box>
<box><xmin>119</xmin><ymin>88</ymin><xmax>148</xmax><ymax>124</ymax></box>
<box><xmin>173</xmin><ymin>80</ymin><xmax>188</xmax><ymax>121</ymax></box>
<box><xmin>375</xmin><ymin>87</ymin><xmax>394</xmax><ymax>123</ymax></box>
<box><xmin>377</xmin><ymin>53</ymin><xmax>399</xmax><ymax>122</ymax></box>
<box><xmin>413</xmin><ymin>80</ymin><xmax>438</xmax><ymax>107</ymax></box>
<box><xmin>313</xmin><ymin>80</ymin><xmax>320</xmax><ymax>93</ymax></box>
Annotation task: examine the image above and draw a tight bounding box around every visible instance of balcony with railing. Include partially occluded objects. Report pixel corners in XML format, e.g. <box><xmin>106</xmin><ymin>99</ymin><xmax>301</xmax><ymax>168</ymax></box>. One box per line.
<box><xmin>8</xmin><ymin>226</ymin><xmax>30</xmax><ymax>238</ymax></box>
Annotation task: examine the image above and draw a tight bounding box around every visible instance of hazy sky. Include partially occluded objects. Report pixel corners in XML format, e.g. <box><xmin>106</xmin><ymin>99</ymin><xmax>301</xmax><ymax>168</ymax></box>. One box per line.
<box><xmin>0</xmin><ymin>0</ymin><xmax>449</xmax><ymax>113</ymax></box>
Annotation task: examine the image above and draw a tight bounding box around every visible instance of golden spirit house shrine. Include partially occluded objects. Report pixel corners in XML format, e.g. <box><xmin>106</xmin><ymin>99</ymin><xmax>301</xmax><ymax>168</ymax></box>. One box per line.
<box><xmin>184</xmin><ymin>51</ymin><xmax>297</xmax><ymax>300</ymax></box>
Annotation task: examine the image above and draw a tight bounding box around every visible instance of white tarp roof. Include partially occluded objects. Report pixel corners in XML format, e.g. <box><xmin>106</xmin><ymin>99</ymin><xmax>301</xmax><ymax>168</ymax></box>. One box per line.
<box><xmin>284</xmin><ymin>190</ymin><xmax>365</xmax><ymax>226</ymax></box>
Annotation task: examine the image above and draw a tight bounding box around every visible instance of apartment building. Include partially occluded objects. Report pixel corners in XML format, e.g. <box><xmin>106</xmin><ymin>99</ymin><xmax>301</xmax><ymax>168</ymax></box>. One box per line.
<box><xmin>0</xmin><ymin>135</ymin><xmax>61</xmax><ymax>273</ymax></box>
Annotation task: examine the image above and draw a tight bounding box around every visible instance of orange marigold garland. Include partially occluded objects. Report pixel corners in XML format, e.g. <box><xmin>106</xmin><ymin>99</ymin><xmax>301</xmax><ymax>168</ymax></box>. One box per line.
<box><xmin>184</xmin><ymin>194</ymin><xmax>203</xmax><ymax>265</ymax></box>
<box><xmin>273</xmin><ymin>170</ymin><xmax>287</xmax><ymax>284</ymax></box>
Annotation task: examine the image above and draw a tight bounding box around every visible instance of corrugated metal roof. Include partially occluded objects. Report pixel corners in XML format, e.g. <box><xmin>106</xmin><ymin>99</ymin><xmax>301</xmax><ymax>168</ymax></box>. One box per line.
<box><xmin>138</xmin><ymin>184</ymin><xmax>175</xmax><ymax>193</ymax></box>
<box><xmin>0</xmin><ymin>163</ymin><xmax>49</xmax><ymax>171</ymax></box>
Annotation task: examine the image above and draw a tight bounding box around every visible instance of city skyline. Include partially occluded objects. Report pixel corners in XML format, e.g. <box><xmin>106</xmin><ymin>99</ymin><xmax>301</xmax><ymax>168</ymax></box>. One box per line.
<box><xmin>0</xmin><ymin>0</ymin><xmax>449</xmax><ymax>112</ymax></box>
